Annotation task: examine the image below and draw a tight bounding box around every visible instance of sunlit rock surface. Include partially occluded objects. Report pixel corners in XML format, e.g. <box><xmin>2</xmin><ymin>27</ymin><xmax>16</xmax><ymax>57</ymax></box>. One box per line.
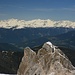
<box><xmin>17</xmin><ymin>42</ymin><xmax>75</xmax><ymax>75</ymax></box>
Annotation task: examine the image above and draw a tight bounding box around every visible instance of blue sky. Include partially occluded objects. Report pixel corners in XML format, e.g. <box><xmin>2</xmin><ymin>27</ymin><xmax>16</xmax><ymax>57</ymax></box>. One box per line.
<box><xmin>0</xmin><ymin>0</ymin><xmax>75</xmax><ymax>21</ymax></box>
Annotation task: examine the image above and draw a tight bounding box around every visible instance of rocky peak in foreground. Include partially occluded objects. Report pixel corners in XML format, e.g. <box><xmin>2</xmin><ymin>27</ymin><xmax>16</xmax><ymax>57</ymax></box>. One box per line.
<box><xmin>17</xmin><ymin>42</ymin><xmax>75</xmax><ymax>75</ymax></box>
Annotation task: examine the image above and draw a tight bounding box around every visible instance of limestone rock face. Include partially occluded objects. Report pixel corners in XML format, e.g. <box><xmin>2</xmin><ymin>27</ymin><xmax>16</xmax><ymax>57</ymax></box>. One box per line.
<box><xmin>17</xmin><ymin>42</ymin><xmax>75</xmax><ymax>75</ymax></box>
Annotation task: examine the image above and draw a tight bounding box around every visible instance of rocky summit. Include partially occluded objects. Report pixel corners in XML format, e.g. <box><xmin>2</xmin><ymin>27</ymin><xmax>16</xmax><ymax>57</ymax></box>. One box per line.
<box><xmin>17</xmin><ymin>42</ymin><xmax>75</xmax><ymax>75</ymax></box>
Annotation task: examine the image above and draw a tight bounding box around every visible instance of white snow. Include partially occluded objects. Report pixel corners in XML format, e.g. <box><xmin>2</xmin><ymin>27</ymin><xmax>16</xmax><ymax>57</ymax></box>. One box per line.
<box><xmin>0</xmin><ymin>19</ymin><xmax>75</xmax><ymax>29</ymax></box>
<box><xmin>46</xmin><ymin>42</ymin><xmax>56</xmax><ymax>52</ymax></box>
<box><xmin>0</xmin><ymin>74</ymin><xmax>9</xmax><ymax>75</ymax></box>
<box><xmin>0</xmin><ymin>74</ymin><xmax>17</xmax><ymax>75</ymax></box>
<box><xmin>46</xmin><ymin>41</ymin><xmax>53</xmax><ymax>48</ymax></box>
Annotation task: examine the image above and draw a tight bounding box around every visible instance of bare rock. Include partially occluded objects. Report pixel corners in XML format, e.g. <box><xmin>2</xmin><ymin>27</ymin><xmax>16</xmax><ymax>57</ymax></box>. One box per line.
<box><xmin>17</xmin><ymin>42</ymin><xmax>75</xmax><ymax>75</ymax></box>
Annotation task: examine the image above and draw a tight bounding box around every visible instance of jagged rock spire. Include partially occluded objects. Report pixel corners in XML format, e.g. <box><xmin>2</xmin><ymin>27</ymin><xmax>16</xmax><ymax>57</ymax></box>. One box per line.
<box><xmin>17</xmin><ymin>42</ymin><xmax>75</xmax><ymax>75</ymax></box>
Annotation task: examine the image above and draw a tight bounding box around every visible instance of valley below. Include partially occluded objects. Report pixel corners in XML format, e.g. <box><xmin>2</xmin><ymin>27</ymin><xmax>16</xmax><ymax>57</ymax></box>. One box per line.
<box><xmin>0</xmin><ymin>19</ymin><xmax>75</xmax><ymax>74</ymax></box>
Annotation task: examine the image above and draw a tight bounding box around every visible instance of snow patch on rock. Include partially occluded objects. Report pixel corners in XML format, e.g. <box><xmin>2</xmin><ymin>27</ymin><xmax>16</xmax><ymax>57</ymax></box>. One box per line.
<box><xmin>46</xmin><ymin>41</ymin><xmax>53</xmax><ymax>48</ymax></box>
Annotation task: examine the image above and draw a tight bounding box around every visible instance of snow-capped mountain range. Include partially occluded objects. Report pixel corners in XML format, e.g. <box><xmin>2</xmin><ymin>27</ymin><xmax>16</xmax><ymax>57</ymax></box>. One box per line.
<box><xmin>0</xmin><ymin>19</ymin><xmax>75</xmax><ymax>29</ymax></box>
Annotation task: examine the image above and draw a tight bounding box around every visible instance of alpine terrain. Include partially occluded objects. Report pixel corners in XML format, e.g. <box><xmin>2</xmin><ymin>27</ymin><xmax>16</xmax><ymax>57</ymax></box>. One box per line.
<box><xmin>0</xmin><ymin>19</ymin><xmax>75</xmax><ymax>50</ymax></box>
<box><xmin>0</xmin><ymin>19</ymin><xmax>75</xmax><ymax>74</ymax></box>
<box><xmin>17</xmin><ymin>42</ymin><xmax>75</xmax><ymax>75</ymax></box>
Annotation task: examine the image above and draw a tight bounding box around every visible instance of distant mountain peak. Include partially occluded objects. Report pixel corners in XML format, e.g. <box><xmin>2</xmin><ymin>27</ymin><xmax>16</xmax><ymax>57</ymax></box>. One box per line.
<box><xmin>17</xmin><ymin>42</ymin><xmax>75</xmax><ymax>75</ymax></box>
<box><xmin>0</xmin><ymin>19</ymin><xmax>75</xmax><ymax>29</ymax></box>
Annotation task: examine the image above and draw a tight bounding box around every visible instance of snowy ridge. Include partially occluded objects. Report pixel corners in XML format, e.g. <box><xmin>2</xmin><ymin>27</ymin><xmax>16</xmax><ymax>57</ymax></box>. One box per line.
<box><xmin>0</xmin><ymin>19</ymin><xmax>75</xmax><ymax>29</ymax></box>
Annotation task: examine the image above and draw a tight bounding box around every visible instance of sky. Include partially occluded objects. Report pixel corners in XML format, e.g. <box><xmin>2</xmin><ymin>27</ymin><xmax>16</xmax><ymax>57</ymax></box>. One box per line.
<box><xmin>0</xmin><ymin>0</ymin><xmax>75</xmax><ymax>21</ymax></box>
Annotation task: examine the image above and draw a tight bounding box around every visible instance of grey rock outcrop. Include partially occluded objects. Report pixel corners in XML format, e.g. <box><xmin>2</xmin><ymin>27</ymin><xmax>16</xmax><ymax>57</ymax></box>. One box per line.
<box><xmin>17</xmin><ymin>42</ymin><xmax>75</xmax><ymax>75</ymax></box>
